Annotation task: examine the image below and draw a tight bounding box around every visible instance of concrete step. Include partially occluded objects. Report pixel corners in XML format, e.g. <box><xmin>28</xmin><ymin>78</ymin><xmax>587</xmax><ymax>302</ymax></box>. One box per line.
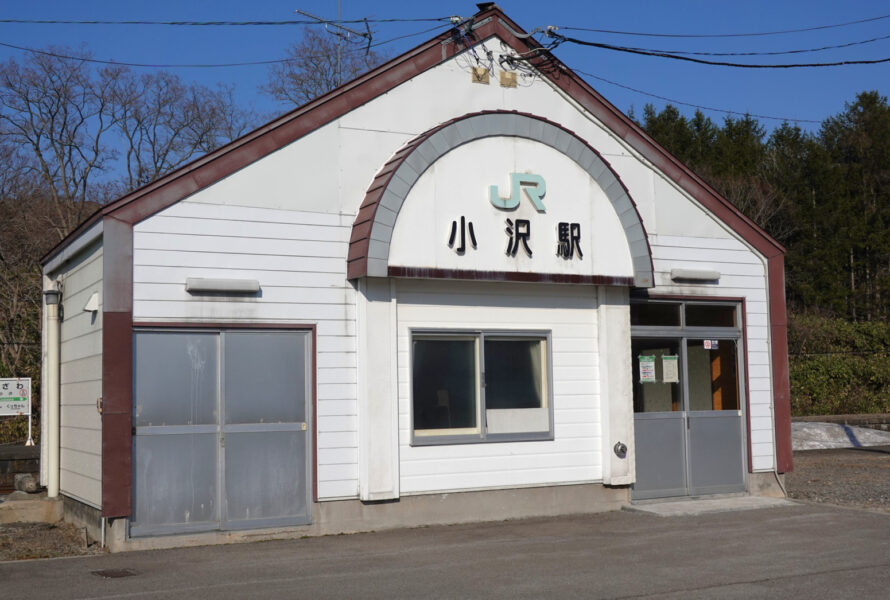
<box><xmin>625</xmin><ymin>495</ymin><xmax>796</xmax><ymax>517</ymax></box>
<box><xmin>0</xmin><ymin>492</ymin><xmax>62</xmax><ymax>524</ymax></box>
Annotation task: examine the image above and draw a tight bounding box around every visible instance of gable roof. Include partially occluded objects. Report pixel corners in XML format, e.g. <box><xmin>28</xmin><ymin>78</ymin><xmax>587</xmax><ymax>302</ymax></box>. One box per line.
<box><xmin>42</xmin><ymin>3</ymin><xmax>784</xmax><ymax>265</ymax></box>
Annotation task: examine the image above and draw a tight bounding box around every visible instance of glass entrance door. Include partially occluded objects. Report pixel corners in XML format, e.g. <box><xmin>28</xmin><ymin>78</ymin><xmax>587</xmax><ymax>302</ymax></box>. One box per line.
<box><xmin>631</xmin><ymin>302</ymin><xmax>746</xmax><ymax>500</ymax></box>
<box><xmin>685</xmin><ymin>338</ymin><xmax>745</xmax><ymax>495</ymax></box>
<box><xmin>632</xmin><ymin>338</ymin><xmax>687</xmax><ymax>498</ymax></box>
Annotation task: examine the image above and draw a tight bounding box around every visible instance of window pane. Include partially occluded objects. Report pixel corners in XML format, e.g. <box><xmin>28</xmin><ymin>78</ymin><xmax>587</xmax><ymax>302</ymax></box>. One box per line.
<box><xmin>225</xmin><ymin>431</ymin><xmax>307</xmax><ymax>523</ymax></box>
<box><xmin>631</xmin><ymin>303</ymin><xmax>681</xmax><ymax>327</ymax></box>
<box><xmin>224</xmin><ymin>332</ymin><xmax>308</xmax><ymax>424</ymax></box>
<box><xmin>132</xmin><ymin>432</ymin><xmax>218</xmax><ymax>531</ymax></box>
<box><xmin>632</xmin><ymin>339</ymin><xmax>681</xmax><ymax>413</ymax></box>
<box><xmin>134</xmin><ymin>332</ymin><xmax>218</xmax><ymax>426</ymax></box>
<box><xmin>685</xmin><ymin>304</ymin><xmax>737</xmax><ymax>328</ymax></box>
<box><xmin>413</xmin><ymin>339</ymin><xmax>477</xmax><ymax>432</ymax></box>
<box><xmin>484</xmin><ymin>339</ymin><xmax>544</xmax><ymax>409</ymax></box>
<box><xmin>687</xmin><ymin>340</ymin><xmax>739</xmax><ymax>411</ymax></box>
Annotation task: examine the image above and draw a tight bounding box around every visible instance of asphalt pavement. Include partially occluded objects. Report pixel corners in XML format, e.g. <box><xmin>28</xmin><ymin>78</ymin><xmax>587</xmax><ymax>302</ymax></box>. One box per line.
<box><xmin>3</xmin><ymin>502</ymin><xmax>889</xmax><ymax>599</ymax></box>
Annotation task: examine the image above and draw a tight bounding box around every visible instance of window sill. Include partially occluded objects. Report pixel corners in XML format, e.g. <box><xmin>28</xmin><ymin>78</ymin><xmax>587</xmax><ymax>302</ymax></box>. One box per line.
<box><xmin>410</xmin><ymin>431</ymin><xmax>553</xmax><ymax>446</ymax></box>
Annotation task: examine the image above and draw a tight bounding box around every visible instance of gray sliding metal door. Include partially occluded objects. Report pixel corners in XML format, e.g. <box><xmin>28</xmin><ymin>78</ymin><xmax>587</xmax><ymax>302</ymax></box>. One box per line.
<box><xmin>131</xmin><ymin>329</ymin><xmax>312</xmax><ymax>536</ymax></box>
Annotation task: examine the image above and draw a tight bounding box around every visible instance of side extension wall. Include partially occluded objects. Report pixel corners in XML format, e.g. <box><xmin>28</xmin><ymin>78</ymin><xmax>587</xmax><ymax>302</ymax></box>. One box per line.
<box><xmin>56</xmin><ymin>241</ymin><xmax>104</xmax><ymax>507</ymax></box>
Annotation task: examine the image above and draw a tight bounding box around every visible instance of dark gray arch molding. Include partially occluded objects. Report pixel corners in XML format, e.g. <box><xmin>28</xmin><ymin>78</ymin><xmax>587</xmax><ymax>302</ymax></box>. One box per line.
<box><xmin>347</xmin><ymin>110</ymin><xmax>654</xmax><ymax>288</ymax></box>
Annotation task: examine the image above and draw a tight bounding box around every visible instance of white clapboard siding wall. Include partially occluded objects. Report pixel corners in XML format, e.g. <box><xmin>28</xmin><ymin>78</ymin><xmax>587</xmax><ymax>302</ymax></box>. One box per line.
<box><xmin>649</xmin><ymin>234</ymin><xmax>775</xmax><ymax>472</ymax></box>
<box><xmin>395</xmin><ymin>280</ymin><xmax>601</xmax><ymax>494</ymax></box>
<box><xmin>58</xmin><ymin>242</ymin><xmax>104</xmax><ymax>507</ymax></box>
<box><xmin>132</xmin><ymin>201</ymin><xmax>359</xmax><ymax>499</ymax></box>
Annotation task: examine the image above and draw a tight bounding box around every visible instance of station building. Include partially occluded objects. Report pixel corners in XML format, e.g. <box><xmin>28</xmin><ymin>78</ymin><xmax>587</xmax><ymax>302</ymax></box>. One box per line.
<box><xmin>40</xmin><ymin>5</ymin><xmax>792</xmax><ymax>550</ymax></box>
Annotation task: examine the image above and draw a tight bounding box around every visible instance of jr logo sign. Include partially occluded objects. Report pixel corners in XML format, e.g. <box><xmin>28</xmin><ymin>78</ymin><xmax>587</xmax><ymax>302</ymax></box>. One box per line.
<box><xmin>489</xmin><ymin>173</ymin><xmax>546</xmax><ymax>212</ymax></box>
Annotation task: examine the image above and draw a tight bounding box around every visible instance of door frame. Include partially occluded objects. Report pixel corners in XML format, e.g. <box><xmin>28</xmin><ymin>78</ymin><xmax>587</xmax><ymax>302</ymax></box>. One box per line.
<box><xmin>630</xmin><ymin>297</ymin><xmax>750</xmax><ymax>499</ymax></box>
<box><xmin>129</xmin><ymin>322</ymin><xmax>317</xmax><ymax>536</ymax></box>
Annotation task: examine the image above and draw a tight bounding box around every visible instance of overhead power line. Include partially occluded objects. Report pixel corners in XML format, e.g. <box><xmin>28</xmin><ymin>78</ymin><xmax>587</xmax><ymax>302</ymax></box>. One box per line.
<box><xmin>558</xmin><ymin>13</ymin><xmax>890</xmax><ymax>38</ymax></box>
<box><xmin>0</xmin><ymin>17</ymin><xmax>454</xmax><ymax>26</ymax></box>
<box><xmin>0</xmin><ymin>24</ymin><xmax>451</xmax><ymax>69</ymax></box>
<box><xmin>574</xmin><ymin>68</ymin><xmax>821</xmax><ymax>124</ymax></box>
<box><xmin>630</xmin><ymin>33</ymin><xmax>890</xmax><ymax>58</ymax></box>
<box><xmin>0</xmin><ymin>41</ymin><xmax>293</xmax><ymax>67</ymax></box>
<box><xmin>552</xmin><ymin>35</ymin><xmax>890</xmax><ymax>68</ymax></box>
<box><xmin>370</xmin><ymin>23</ymin><xmax>450</xmax><ymax>46</ymax></box>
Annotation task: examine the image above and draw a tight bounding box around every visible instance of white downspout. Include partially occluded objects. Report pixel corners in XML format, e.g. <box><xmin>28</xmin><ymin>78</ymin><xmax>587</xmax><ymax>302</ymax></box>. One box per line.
<box><xmin>43</xmin><ymin>286</ymin><xmax>62</xmax><ymax>498</ymax></box>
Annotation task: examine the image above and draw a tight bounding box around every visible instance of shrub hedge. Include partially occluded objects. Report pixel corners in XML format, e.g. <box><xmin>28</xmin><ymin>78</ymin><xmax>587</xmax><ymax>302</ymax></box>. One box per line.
<box><xmin>789</xmin><ymin>313</ymin><xmax>890</xmax><ymax>416</ymax></box>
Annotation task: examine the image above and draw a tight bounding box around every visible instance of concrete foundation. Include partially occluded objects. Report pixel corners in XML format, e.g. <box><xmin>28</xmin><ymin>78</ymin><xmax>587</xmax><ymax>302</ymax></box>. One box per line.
<box><xmin>62</xmin><ymin>495</ymin><xmax>103</xmax><ymax>544</ymax></box>
<box><xmin>106</xmin><ymin>482</ymin><xmax>629</xmax><ymax>552</ymax></box>
<box><xmin>94</xmin><ymin>473</ymin><xmax>786</xmax><ymax>552</ymax></box>
<box><xmin>748</xmin><ymin>471</ymin><xmax>787</xmax><ymax>498</ymax></box>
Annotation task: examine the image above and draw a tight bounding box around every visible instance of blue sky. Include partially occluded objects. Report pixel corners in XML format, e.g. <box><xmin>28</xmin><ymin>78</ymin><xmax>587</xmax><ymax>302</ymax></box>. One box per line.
<box><xmin>1</xmin><ymin>1</ymin><xmax>888</xmax><ymax>133</ymax></box>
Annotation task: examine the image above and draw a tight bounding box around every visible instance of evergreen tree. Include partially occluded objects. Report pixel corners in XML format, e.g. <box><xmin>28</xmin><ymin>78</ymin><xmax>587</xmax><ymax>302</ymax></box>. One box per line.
<box><xmin>636</xmin><ymin>98</ymin><xmax>890</xmax><ymax>319</ymax></box>
<box><xmin>712</xmin><ymin>114</ymin><xmax>766</xmax><ymax>178</ymax></box>
<box><xmin>819</xmin><ymin>91</ymin><xmax>890</xmax><ymax>320</ymax></box>
<box><xmin>641</xmin><ymin>104</ymin><xmax>695</xmax><ymax>165</ymax></box>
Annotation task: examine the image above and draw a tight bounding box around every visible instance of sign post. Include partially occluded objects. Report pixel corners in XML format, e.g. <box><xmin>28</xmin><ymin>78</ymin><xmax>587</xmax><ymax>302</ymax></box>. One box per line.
<box><xmin>0</xmin><ymin>377</ymin><xmax>32</xmax><ymax>445</ymax></box>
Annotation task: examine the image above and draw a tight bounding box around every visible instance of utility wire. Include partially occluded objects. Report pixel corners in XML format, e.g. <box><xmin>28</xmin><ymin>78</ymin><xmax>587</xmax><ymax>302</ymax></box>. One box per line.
<box><xmin>625</xmin><ymin>33</ymin><xmax>890</xmax><ymax>58</ymax></box>
<box><xmin>553</xmin><ymin>35</ymin><xmax>890</xmax><ymax>68</ymax></box>
<box><xmin>0</xmin><ymin>19</ymin><xmax>864</xmax><ymax>120</ymax></box>
<box><xmin>0</xmin><ymin>41</ymin><xmax>293</xmax><ymax>67</ymax></box>
<box><xmin>558</xmin><ymin>13</ymin><xmax>890</xmax><ymax>38</ymax></box>
<box><xmin>0</xmin><ymin>24</ymin><xmax>451</xmax><ymax>69</ymax></box>
<box><xmin>0</xmin><ymin>17</ymin><xmax>454</xmax><ymax>26</ymax></box>
<box><xmin>367</xmin><ymin>23</ymin><xmax>451</xmax><ymax>47</ymax></box>
<box><xmin>574</xmin><ymin>68</ymin><xmax>821</xmax><ymax>123</ymax></box>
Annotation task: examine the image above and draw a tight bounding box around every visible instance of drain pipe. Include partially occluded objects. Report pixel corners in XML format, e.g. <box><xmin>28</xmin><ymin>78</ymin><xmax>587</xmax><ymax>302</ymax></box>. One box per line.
<box><xmin>44</xmin><ymin>286</ymin><xmax>62</xmax><ymax>499</ymax></box>
<box><xmin>769</xmin><ymin>403</ymin><xmax>789</xmax><ymax>498</ymax></box>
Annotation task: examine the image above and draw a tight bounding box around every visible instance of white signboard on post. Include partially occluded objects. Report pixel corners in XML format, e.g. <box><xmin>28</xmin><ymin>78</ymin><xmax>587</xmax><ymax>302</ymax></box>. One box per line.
<box><xmin>1</xmin><ymin>377</ymin><xmax>33</xmax><ymax>445</ymax></box>
<box><xmin>0</xmin><ymin>378</ymin><xmax>30</xmax><ymax>416</ymax></box>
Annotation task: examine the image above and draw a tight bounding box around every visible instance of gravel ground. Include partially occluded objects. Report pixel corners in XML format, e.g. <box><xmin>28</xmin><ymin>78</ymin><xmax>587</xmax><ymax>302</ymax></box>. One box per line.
<box><xmin>1</xmin><ymin>445</ymin><xmax>888</xmax><ymax>561</ymax></box>
<box><xmin>0</xmin><ymin>521</ymin><xmax>105</xmax><ymax>561</ymax></box>
<box><xmin>786</xmin><ymin>445</ymin><xmax>890</xmax><ymax>512</ymax></box>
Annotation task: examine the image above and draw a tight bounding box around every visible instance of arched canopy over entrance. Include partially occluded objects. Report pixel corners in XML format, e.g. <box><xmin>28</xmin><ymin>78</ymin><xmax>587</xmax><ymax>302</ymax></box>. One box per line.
<box><xmin>350</xmin><ymin>110</ymin><xmax>654</xmax><ymax>286</ymax></box>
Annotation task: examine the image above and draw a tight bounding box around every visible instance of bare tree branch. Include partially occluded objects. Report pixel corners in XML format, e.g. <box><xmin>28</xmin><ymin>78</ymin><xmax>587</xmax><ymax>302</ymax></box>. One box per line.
<box><xmin>262</xmin><ymin>28</ymin><xmax>388</xmax><ymax>106</ymax></box>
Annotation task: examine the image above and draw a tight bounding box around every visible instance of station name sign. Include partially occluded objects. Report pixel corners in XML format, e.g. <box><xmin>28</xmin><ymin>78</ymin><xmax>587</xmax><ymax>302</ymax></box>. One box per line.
<box><xmin>446</xmin><ymin>172</ymin><xmax>583</xmax><ymax>261</ymax></box>
<box><xmin>386</xmin><ymin>136</ymin><xmax>635</xmax><ymax>280</ymax></box>
<box><xmin>0</xmin><ymin>378</ymin><xmax>31</xmax><ymax>416</ymax></box>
